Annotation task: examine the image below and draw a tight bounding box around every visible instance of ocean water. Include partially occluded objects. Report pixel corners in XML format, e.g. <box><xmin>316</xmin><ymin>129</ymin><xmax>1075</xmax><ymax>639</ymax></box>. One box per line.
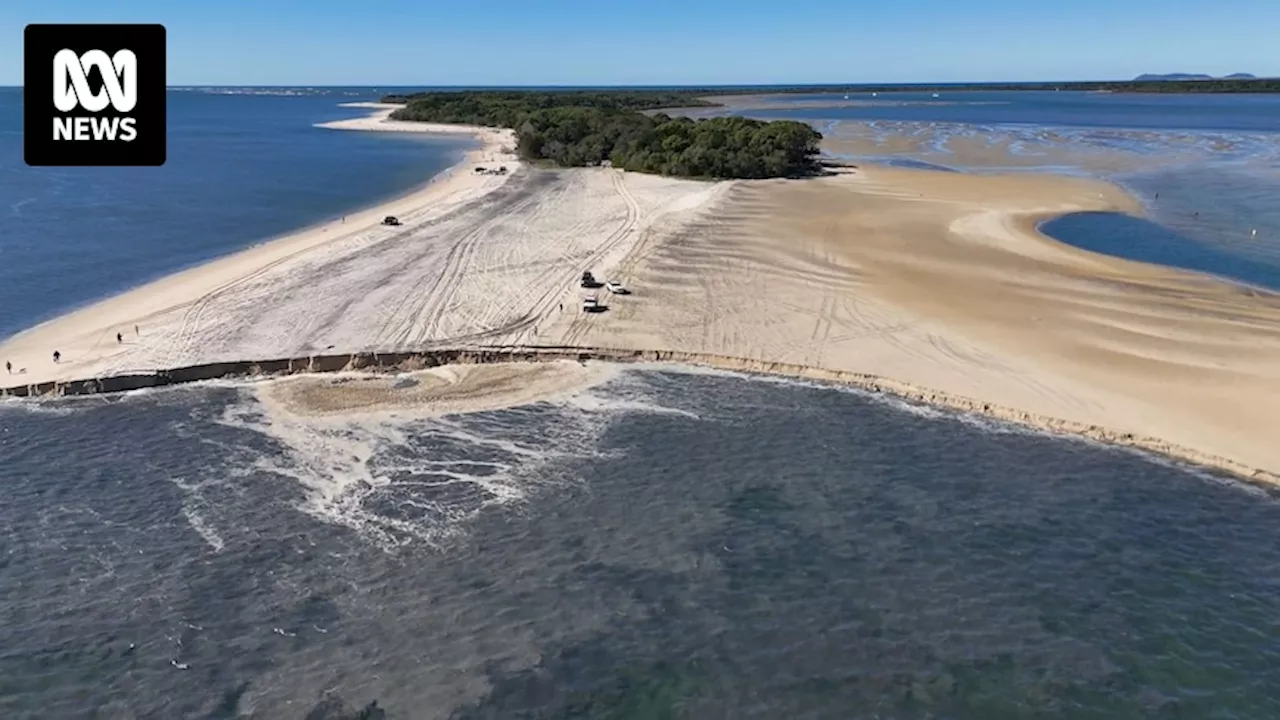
<box><xmin>742</xmin><ymin>91</ymin><xmax>1280</xmax><ymax>290</ymax></box>
<box><xmin>0</xmin><ymin>88</ymin><xmax>473</xmax><ymax>339</ymax></box>
<box><xmin>4</xmin><ymin>88</ymin><xmax>1280</xmax><ymax>719</ymax></box>
<box><xmin>747</xmin><ymin>91</ymin><xmax>1280</xmax><ymax>134</ymax></box>
<box><xmin>3</xmin><ymin>368</ymin><xmax>1279</xmax><ymax>719</ymax></box>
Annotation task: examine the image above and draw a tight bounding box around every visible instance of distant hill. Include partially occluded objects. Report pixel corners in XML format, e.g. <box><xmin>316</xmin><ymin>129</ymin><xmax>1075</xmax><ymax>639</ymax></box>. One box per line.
<box><xmin>1134</xmin><ymin>72</ymin><xmax>1256</xmax><ymax>81</ymax></box>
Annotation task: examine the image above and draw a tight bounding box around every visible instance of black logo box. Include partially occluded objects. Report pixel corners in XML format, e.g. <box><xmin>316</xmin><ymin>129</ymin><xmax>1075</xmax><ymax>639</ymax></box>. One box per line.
<box><xmin>24</xmin><ymin>24</ymin><xmax>166</xmax><ymax>167</ymax></box>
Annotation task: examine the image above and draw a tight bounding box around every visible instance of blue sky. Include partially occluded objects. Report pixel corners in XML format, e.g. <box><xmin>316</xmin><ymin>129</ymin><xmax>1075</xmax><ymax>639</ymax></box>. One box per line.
<box><xmin>3</xmin><ymin>0</ymin><xmax>1278</xmax><ymax>86</ymax></box>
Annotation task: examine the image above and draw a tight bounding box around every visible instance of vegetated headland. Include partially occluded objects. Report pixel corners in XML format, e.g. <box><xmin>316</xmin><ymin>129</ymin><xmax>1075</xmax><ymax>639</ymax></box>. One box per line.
<box><xmin>6</xmin><ymin>91</ymin><xmax>1280</xmax><ymax>488</ymax></box>
<box><xmin>383</xmin><ymin>91</ymin><xmax>824</xmax><ymax>179</ymax></box>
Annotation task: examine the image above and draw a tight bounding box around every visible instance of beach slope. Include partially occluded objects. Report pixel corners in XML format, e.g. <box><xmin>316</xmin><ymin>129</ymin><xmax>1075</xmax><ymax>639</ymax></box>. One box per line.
<box><xmin>4</xmin><ymin>109</ymin><xmax>1280</xmax><ymax>482</ymax></box>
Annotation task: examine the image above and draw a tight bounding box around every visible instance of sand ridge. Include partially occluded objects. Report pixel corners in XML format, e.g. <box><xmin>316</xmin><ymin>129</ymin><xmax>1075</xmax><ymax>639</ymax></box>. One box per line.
<box><xmin>538</xmin><ymin>166</ymin><xmax>1280</xmax><ymax>477</ymax></box>
<box><xmin>5</xmin><ymin>107</ymin><xmax>1280</xmax><ymax>482</ymax></box>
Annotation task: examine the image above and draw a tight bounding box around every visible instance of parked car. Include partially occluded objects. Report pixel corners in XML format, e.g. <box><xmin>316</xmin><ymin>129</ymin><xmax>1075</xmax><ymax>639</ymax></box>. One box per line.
<box><xmin>382</xmin><ymin>215</ymin><xmax>401</xmax><ymax>226</ymax></box>
<box><xmin>581</xmin><ymin>270</ymin><xmax>597</xmax><ymax>288</ymax></box>
<box><xmin>605</xmin><ymin>280</ymin><xmax>629</xmax><ymax>295</ymax></box>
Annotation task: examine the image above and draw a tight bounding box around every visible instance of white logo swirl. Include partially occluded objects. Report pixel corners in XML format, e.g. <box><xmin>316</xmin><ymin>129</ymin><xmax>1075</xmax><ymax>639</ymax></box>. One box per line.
<box><xmin>52</xmin><ymin>49</ymin><xmax>137</xmax><ymax>113</ymax></box>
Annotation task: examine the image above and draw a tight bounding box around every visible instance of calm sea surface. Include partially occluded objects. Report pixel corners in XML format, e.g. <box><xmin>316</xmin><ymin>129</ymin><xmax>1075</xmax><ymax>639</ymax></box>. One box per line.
<box><xmin>3</xmin><ymin>369</ymin><xmax>1279</xmax><ymax>719</ymax></box>
<box><xmin>0</xmin><ymin>88</ymin><xmax>472</xmax><ymax>340</ymax></box>
<box><xmin>2</xmin><ymin>89</ymin><xmax>1279</xmax><ymax>719</ymax></box>
<box><xmin>744</xmin><ymin>91</ymin><xmax>1280</xmax><ymax>290</ymax></box>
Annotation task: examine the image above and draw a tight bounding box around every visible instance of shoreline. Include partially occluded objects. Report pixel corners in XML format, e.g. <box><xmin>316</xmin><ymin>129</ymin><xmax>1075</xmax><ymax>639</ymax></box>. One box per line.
<box><xmin>0</xmin><ymin>105</ymin><xmax>497</xmax><ymax>346</ymax></box>
<box><xmin>0</xmin><ymin>105</ymin><xmax>518</xmax><ymax>380</ymax></box>
<box><xmin>3</xmin><ymin>345</ymin><xmax>1277</xmax><ymax>488</ymax></box>
<box><xmin>4</xmin><ymin>105</ymin><xmax>1279</xmax><ymax>489</ymax></box>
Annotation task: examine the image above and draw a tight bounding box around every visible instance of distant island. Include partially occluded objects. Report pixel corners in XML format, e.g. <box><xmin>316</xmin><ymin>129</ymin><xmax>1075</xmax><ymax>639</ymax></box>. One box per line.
<box><xmin>1133</xmin><ymin>72</ymin><xmax>1257</xmax><ymax>81</ymax></box>
<box><xmin>709</xmin><ymin>78</ymin><xmax>1280</xmax><ymax>94</ymax></box>
<box><xmin>384</xmin><ymin>91</ymin><xmax>823</xmax><ymax>180</ymax></box>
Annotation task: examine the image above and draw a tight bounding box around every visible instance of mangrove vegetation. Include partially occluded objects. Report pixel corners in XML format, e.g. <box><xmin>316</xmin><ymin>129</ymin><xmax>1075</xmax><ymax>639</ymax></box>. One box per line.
<box><xmin>384</xmin><ymin>91</ymin><xmax>823</xmax><ymax>180</ymax></box>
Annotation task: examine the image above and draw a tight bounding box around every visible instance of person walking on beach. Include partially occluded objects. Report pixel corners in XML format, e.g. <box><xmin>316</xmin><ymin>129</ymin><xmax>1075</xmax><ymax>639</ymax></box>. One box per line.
<box><xmin>53</xmin><ymin>350</ymin><xmax>61</xmax><ymax>363</ymax></box>
<box><xmin>5</xmin><ymin>361</ymin><xmax>10</xmax><ymax>374</ymax></box>
<box><xmin>117</xmin><ymin>332</ymin><xmax>123</xmax><ymax>344</ymax></box>
<box><xmin>135</xmin><ymin>324</ymin><xmax>139</xmax><ymax>336</ymax></box>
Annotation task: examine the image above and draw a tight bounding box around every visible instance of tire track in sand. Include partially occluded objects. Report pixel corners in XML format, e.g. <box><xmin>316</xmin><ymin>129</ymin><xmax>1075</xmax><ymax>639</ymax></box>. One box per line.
<box><xmin>557</xmin><ymin>170</ymin><xmax>643</xmax><ymax>348</ymax></box>
<box><xmin>377</xmin><ymin>172</ymin><xmax>554</xmax><ymax>349</ymax></box>
<box><xmin>163</xmin><ymin>222</ymin><xmax>413</xmax><ymax>366</ymax></box>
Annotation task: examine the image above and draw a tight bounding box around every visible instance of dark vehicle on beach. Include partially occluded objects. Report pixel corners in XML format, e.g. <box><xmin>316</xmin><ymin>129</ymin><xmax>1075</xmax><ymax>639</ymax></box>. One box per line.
<box><xmin>581</xmin><ymin>270</ymin><xmax>597</xmax><ymax>288</ymax></box>
<box><xmin>382</xmin><ymin>215</ymin><xmax>401</xmax><ymax>226</ymax></box>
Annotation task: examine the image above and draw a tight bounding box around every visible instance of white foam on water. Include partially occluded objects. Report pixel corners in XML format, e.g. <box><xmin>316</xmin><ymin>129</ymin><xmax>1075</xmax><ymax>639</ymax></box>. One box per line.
<box><xmin>627</xmin><ymin>361</ymin><xmax>955</xmax><ymax>421</ymax></box>
<box><xmin>180</xmin><ymin>504</ymin><xmax>226</xmax><ymax>553</ymax></box>
<box><xmin>0</xmin><ymin>395</ymin><xmax>100</xmax><ymax>416</ymax></box>
<box><xmin>211</xmin><ymin>371</ymin><xmax>698</xmax><ymax>552</ymax></box>
<box><xmin>553</xmin><ymin>369</ymin><xmax>701</xmax><ymax>419</ymax></box>
<box><xmin>165</xmin><ymin>474</ymin><xmax>229</xmax><ymax>553</ymax></box>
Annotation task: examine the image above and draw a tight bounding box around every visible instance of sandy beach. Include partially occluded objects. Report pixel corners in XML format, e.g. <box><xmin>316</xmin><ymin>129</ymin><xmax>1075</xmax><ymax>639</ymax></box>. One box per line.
<box><xmin>4</xmin><ymin>105</ymin><xmax>1280</xmax><ymax>481</ymax></box>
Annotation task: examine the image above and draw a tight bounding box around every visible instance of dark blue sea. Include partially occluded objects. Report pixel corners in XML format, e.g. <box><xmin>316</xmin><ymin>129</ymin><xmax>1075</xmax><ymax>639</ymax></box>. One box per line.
<box><xmin>0</xmin><ymin>87</ymin><xmax>472</xmax><ymax>340</ymax></box>
<box><xmin>741</xmin><ymin>91</ymin><xmax>1280</xmax><ymax>291</ymax></box>
<box><xmin>3</xmin><ymin>89</ymin><xmax>1280</xmax><ymax>719</ymax></box>
<box><xmin>3</xmin><ymin>369</ymin><xmax>1279</xmax><ymax>719</ymax></box>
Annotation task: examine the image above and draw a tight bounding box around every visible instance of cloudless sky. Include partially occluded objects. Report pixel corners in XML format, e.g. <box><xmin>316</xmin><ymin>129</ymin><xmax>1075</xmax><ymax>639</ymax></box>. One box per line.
<box><xmin>2</xmin><ymin>0</ymin><xmax>1278</xmax><ymax>86</ymax></box>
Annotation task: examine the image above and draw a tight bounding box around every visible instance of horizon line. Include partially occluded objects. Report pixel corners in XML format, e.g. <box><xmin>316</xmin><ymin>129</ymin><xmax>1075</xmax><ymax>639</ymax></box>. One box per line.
<box><xmin>1</xmin><ymin>77</ymin><xmax>1271</xmax><ymax>91</ymax></box>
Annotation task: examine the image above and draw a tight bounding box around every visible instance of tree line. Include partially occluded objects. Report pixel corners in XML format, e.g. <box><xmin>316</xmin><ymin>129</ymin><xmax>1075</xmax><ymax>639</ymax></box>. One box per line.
<box><xmin>385</xmin><ymin>78</ymin><xmax>1279</xmax><ymax>103</ymax></box>
<box><xmin>385</xmin><ymin>92</ymin><xmax>823</xmax><ymax>179</ymax></box>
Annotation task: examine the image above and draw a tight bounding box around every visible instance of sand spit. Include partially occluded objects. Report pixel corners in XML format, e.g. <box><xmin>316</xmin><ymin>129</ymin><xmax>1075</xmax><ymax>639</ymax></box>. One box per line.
<box><xmin>0</xmin><ymin>109</ymin><xmax>721</xmax><ymax>384</ymax></box>
<box><xmin>316</xmin><ymin>103</ymin><xmax>515</xmax><ymax>156</ymax></box>
<box><xmin>0</xmin><ymin>104</ymin><xmax>521</xmax><ymax>384</ymax></box>
<box><xmin>4</xmin><ymin>107</ymin><xmax>1280</xmax><ymax>486</ymax></box>
<box><xmin>261</xmin><ymin>360</ymin><xmax>614</xmax><ymax>418</ymax></box>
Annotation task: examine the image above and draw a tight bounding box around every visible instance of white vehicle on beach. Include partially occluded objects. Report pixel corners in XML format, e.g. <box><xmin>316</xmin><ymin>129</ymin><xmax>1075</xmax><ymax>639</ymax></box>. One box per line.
<box><xmin>582</xmin><ymin>294</ymin><xmax>600</xmax><ymax>311</ymax></box>
<box><xmin>605</xmin><ymin>280</ymin><xmax>628</xmax><ymax>294</ymax></box>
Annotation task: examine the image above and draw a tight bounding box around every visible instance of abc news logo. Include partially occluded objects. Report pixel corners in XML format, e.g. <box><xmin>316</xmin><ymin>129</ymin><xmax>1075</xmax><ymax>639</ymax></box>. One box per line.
<box><xmin>25</xmin><ymin>24</ymin><xmax>166</xmax><ymax>166</ymax></box>
<box><xmin>54</xmin><ymin>49</ymin><xmax>140</xmax><ymax>142</ymax></box>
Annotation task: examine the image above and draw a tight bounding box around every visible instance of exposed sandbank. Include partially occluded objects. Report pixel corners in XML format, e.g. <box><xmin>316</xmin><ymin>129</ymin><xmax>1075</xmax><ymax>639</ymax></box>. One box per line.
<box><xmin>261</xmin><ymin>360</ymin><xmax>614</xmax><ymax>418</ymax></box>
<box><xmin>531</xmin><ymin>166</ymin><xmax>1280</xmax><ymax>481</ymax></box>
<box><xmin>4</xmin><ymin>107</ymin><xmax>1280</xmax><ymax>485</ymax></box>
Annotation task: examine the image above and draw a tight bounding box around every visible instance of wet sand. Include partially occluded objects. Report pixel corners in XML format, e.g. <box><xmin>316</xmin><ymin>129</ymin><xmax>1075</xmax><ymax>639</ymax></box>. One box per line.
<box><xmin>5</xmin><ymin>107</ymin><xmax>1280</xmax><ymax>482</ymax></box>
<box><xmin>534</xmin><ymin>167</ymin><xmax>1280</xmax><ymax>480</ymax></box>
<box><xmin>261</xmin><ymin>361</ymin><xmax>615</xmax><ymax>418</ymax></box>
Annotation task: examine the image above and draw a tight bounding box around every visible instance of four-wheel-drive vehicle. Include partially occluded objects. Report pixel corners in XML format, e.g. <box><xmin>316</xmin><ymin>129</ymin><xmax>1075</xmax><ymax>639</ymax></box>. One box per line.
<box><xmin>382</xmin><ymin>216</ymin><xmax>401</xmax><ymax>226</ymax></box>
